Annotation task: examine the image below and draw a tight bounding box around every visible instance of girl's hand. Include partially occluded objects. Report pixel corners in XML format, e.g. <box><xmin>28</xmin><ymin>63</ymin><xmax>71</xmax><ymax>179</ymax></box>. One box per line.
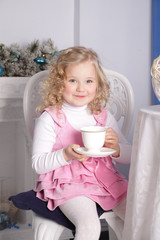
<box><xmin>63</xmin><ymin>144</ymin><xmax>88</xmax><ymax>162</ymax></box>
<box><xmin>104</xmin><ymin>128</ymin><xmax>120</xmax><ymax>157</ymax></box>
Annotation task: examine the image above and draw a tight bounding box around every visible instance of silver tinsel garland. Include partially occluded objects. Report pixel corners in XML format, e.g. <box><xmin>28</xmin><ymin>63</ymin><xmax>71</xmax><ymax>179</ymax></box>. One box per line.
<box><xmin>0</xmin><ymin>39</ymin><xmax>59</xmax><ymax>77</ymax></box>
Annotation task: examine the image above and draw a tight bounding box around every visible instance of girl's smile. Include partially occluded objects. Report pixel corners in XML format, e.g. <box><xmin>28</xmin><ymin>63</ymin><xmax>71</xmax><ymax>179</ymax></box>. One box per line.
<box><xmin>62</xmin><ymin>61</ymin><xmax>98</xmax><ymax>107</ymax></box>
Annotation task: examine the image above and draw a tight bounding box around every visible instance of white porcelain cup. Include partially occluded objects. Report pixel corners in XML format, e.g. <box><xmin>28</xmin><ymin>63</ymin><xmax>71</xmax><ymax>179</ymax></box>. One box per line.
<box><xmin>81</xmin><ymin>126</ymin><xmax>106</xmax><ymax>152</ymax></box>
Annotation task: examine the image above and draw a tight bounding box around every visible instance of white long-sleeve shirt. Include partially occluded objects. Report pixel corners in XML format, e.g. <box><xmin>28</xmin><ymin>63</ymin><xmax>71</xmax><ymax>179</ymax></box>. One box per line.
<box><xmin>32</xmin><ymin>103</ymin><xmax>131</xmax><ymax>174</ymax></box>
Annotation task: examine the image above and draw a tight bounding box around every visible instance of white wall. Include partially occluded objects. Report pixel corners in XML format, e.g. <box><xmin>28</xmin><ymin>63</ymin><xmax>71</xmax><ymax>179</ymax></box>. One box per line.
<box><xmin>0</xmin><ymin>0</ymin><xmax>75</xmax><ymax>49</ymax></box>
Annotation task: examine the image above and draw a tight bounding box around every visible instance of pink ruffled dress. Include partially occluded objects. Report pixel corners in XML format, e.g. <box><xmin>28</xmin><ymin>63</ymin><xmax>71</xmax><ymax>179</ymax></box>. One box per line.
<box><xmin>35</xmin><ymin>107</ymin><xmax>128</xmax><ymax>211</ymax></box>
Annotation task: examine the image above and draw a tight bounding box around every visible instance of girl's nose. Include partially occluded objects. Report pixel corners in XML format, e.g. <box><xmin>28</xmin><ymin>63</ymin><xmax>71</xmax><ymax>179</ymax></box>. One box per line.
<box><xmin>77</xmin><ymin>82</ymin><xmax>85</xmax><ymax>91</ymax></box>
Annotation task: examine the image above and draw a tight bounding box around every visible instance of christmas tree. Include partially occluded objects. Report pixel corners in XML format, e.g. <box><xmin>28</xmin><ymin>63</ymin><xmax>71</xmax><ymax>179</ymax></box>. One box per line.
<box><xmin>0</xmin><ymin>39</ymin><xmax>59</xmax><ymax>77</ymax></box>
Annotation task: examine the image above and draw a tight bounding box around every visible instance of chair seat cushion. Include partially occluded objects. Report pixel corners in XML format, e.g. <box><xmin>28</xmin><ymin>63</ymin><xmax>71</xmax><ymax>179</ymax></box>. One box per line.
<box><xmin>9</xmin><ymin>190</ymin><xmax>105</xmax><ymax>230</ymax></box>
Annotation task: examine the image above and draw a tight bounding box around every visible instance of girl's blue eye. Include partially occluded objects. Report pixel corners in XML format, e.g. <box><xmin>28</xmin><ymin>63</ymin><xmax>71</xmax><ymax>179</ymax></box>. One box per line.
<box><xmin>69</xmin><ymin>79</ymin><xmax>76</xmax><ymax>83</ymax></box>
<box><xmin>86</xmin><ymin>80</ymin><xmax>92</xmax><ymax>83</ymax></box>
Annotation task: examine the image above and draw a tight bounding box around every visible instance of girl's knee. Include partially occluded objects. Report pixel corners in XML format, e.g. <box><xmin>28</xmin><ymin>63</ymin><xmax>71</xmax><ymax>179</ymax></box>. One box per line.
<box><xmin>76</xmin><ymin>218</ymin><xmax>101</xmax><ymax>240</ymax></box>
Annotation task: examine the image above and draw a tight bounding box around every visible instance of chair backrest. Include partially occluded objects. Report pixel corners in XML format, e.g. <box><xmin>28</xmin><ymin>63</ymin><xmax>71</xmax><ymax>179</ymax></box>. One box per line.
<box><xmin>23</xmin><ymin>69</ymin><xmax>134</xmax><ymax>139</ymax></box>
<box><xmin>103</xmin><ymin>69</ymin><xmax>134</xmax><ymax>137</ymax></box>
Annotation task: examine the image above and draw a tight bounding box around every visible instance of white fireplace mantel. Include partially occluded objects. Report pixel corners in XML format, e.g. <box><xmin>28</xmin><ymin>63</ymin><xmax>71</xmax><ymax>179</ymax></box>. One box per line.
<box><xmin>0</xmin><ymin>77</ymin><xmax>29</xmax><ymax>122</ymax></box>
<box><xmin>0</xmin><ymin>76</ymin><xmax>34</xmax><ymax>238</ymax></box>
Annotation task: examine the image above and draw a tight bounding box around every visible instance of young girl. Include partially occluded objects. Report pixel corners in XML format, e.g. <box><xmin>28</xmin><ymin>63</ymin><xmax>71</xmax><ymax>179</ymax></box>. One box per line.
<box><xmin>32</xmin><ymin>46</ymin><xmax>131</xmax><ymax>240</ymax></box>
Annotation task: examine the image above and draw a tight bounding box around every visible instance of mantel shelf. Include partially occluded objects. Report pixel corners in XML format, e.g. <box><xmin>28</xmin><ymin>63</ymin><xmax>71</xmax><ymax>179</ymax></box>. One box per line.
<box><xmin>0</xmin><ymin>77</ymin><xmax>29</xmax><ymax>121</ymax></box>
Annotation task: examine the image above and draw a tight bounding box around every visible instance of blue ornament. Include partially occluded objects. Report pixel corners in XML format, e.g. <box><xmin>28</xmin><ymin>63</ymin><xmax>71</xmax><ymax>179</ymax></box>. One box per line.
<box><xmin>0</xmin><ymin>65</ymin><xmax>3</xmax><ymax>76</ymax></box>
<box><xmin>0</xmin><ymin>211</ymin><xmax>10</xmax><ymax>230</ymax></box>
<box><xmin>53</xmin><ymin>51</ymin><xmax>60</xmax><ymax>56</ymax></box>
<box><xmin>34</xmin><ymin>58</ymin><xmax>46</xmax><ymax>64</ymax></box>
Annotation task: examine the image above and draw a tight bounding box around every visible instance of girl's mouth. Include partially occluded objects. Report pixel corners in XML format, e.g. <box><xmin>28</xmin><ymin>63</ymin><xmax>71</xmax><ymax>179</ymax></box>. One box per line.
<box><xmin>74</xmin><ymin>95</ymin><xmax>86</xmax><ymax>98</ymax></box>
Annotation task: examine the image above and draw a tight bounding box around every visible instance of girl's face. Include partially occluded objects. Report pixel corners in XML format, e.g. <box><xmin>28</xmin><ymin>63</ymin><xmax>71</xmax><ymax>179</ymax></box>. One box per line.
<box><xmin>62</xmin><ymin>61</ymin><xmax>98</xmax><ymax>107</ymax></box>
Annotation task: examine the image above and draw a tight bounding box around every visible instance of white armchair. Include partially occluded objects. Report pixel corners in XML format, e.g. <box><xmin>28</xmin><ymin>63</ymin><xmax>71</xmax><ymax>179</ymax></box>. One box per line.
<box><xmin>23</xmin><ymin>69</ymin><xmax>134</xmax><ymax>240</ymax></box>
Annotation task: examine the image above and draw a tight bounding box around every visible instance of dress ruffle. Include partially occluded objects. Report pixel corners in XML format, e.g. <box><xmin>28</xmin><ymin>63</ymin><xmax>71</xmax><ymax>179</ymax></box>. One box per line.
<box><xmin>35</xmin><ymin>157</ymin><xmax>128</xmax><ymax>211</ymax></box>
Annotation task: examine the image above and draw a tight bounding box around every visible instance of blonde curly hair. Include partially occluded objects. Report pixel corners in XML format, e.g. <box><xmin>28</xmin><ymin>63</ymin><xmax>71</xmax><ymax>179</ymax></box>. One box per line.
<box><xmin>38</xmin><ymin>46</ymin><xmax>110</xmax><ymax>114</ymax></box>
